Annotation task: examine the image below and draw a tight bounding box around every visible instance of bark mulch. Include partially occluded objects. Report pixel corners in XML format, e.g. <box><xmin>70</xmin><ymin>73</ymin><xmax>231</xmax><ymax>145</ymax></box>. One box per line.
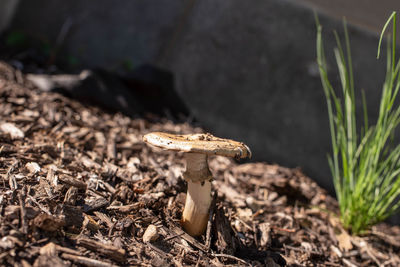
<box><xmin>0</xmin><ymin>61</ymin><xmax>399</xmax><ymax>266</ymax></box>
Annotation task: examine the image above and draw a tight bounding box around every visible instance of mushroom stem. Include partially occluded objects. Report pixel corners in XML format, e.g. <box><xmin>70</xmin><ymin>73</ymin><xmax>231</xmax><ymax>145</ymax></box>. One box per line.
<box><xmin>181</xmin><ymin>153</ymin><xmax>213</xmax><ymax>236</ymax></box>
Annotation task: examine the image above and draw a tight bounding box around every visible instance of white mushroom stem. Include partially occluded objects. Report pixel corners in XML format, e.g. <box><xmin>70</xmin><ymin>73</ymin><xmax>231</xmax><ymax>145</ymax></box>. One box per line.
<box><xmin>181</xmin><ymin>153</ymin><xmax>212</xmax><ymax>236</ymax></box>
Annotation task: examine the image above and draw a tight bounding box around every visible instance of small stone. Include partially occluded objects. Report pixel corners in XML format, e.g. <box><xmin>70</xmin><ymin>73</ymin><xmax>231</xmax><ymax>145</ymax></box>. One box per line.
<box><xmin>40</xmin><ymin>242</ymin><xmax>57</xmax><ymax>256</ymax></box>
<box><xmin>25</xmin><ymin>162</ymin><xmax>41</xmax><ymax>174</ymax></box>
<box><xmin>0</xmin><ymin>122</ymin><xmax>24</xmax><ymax>139</ymax></box>
<box><xmin>142</xmin><ymin>224</ymin><xmax>159</xmax><ymax>243</ymax></box>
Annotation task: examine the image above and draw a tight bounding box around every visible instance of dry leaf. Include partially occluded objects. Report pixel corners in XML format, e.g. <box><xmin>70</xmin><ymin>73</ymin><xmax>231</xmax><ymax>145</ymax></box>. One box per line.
<box><xmin>337</xmin><ymin>229</ymin><xmax>353</xmax><ymax>251</ymax></box>
<box><xmin>329</xmin><ymin>216</ymin><xmax>353</xmax><ymax>251</ymax></box>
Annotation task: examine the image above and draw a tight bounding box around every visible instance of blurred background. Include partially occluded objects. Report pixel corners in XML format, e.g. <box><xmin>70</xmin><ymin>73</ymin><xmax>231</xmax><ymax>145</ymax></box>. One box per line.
<box><xmin>0</xmin><ymin>0</ymin><xmax>399</xmax><ymax>198</ymax></box>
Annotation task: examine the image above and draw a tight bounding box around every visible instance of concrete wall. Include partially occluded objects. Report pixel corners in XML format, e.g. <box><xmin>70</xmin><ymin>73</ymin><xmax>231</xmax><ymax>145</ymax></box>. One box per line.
<box><xmin>0</xmin><ymin>0</ymin><xmax>19</xmax><ymax>33</ymax></box>
<box><xmin>7</xmin><ymin>0</ymin><xmax>399</xmax><ymax>195</ymax></box>
<box><xmin>10</xmin><ymin>0</ymin><xmax>186</xmax><ymax>70</ymax></box>
<box><xmin>298</xmin><ymin>0</ymin><xmax>400</xmax><ymax>33</ymax></box>
<box><xmin>162</xmin><ymin>0</ymin><xmax>387</xmax><ymax>193</ymax></box>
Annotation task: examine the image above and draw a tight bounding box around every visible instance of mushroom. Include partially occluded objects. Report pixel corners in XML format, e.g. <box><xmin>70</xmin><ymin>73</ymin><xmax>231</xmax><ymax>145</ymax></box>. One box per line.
<box><xmin>143</xmin><ymin>132</ymin><xmax>251</xmax><ymax>236</ymax></box>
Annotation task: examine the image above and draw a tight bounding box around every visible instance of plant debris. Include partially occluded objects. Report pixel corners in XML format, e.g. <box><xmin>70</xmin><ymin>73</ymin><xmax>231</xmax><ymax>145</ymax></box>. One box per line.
<box><xmin>0</xmin><ymin>61</ymin><xmax>399</xmax><ymax>266</ymax></box>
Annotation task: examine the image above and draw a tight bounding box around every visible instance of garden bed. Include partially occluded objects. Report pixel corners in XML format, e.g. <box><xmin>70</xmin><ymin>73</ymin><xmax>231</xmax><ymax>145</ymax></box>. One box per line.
<box><xmin>0</xmin><ymin>61</ymin><xmax>399</xmax><ymax>266</ymax></box>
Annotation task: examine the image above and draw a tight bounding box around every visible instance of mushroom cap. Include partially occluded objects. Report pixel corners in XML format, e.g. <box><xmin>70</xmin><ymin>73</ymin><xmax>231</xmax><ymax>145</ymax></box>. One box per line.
<box><xmin>143</xmin><ymin>132</ymin><xmax>251</xmax><ymax>159</ymax></box>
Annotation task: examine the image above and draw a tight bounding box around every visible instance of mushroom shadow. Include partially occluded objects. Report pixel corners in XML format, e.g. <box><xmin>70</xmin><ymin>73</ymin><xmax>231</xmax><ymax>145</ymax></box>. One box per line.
<box><xmin>211</xmin><ymin>205</ymin><xmax>286</xmax><ymax>266</ymax></box>
<box><xmin>27</xmin><ymin>64</ymin><xmax>191</xmax><ymax>120</ymax></box>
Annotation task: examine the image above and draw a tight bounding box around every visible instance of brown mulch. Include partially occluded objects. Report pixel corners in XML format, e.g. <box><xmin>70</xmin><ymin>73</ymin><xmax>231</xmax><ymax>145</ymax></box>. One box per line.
<box><xmin>0</xmin><ymin>61</ymin><xmax>399</xmax><ymax>267</ymax></box>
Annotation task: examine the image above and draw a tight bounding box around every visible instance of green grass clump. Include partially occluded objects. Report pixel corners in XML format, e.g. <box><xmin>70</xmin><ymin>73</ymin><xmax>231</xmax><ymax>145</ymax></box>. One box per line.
<box><xmin>316</xmin><ymin>12</ymin><xmax>400</xmax><ymax>235</ymax></box>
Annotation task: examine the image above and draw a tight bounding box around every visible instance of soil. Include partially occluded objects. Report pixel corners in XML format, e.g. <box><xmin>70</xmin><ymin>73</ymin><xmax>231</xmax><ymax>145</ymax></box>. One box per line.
<box><xmin>0</xmin><ymin>61</ymin><xmax>399</xmax><ymax>266</ymax></box>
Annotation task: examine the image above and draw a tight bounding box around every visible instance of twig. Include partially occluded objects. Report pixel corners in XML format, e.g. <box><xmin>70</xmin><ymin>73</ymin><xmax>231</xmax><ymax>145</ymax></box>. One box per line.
<box><xmin>371</xmin><ymin>229</ymin><xmax>400</xmax><ymax>247</ymax></box>
<box><xmin>146</xmin><ymin>242</ymin><xmax>169</xmax><ymax>259</ymax></box>
<box><xmin>212</xmin><ymin>253</ymin><xmax>250</xmax><ymax>266</ymax></box>
<box><xmin>55</xmin><ymin>244</ymin><xmax>81</xmax><ymax>255</ymax></box>
<box><xmin>77</xmin><ymin>237</ymin><xmax>126</xmax><ymax>263</ymax></box>
<box><xmin>271</xmin><ymin>225</ymin><xmax>296</xmax><ymax>233</ymax></box>
<box><xmin>101</xmin><ymin>181</ymin><xmax>116</xmax><ymax>194</ymax></box>
<box><xmin>106</xmin><ymin>202</ymin><xmax>144</xmax><ymax>213</ymax></box>
<box><xmin>93</xmin><ymin>211</ymin><xmax>113</xmax><ymax>229</ymax></box>
<box><xmin>6</xmin><ymin>160</ymin><xmax>18</xmax><ymax>190</ymax></box>
<box><xmin>342</xmin><ymin>258</ymin><xmax>358</xmax><ymax>267</ymax></box>
<box><xmin>61</xmin><ymin>253</ymin><xmax>117</xmax><ymax>267</ymax></box>
<box><xmin>8</xmin><ymin>174</ymin><xmax>17</xmax><ymax>190</ymax></box>
<box><xmin>352</xmin><ymin>237</ymin><xmax>382</xmax><ymax>266</ymax></box>
<box><xmin>363</xmin><ymin>244</ymin><xmax>382</xmax><ymax>267</ymax></box>
<box><xmin>171</xmin><ymin>226</ymin><xmax>207</xmax><ymax>252</ymax></box>
<box><xmin>27</xmin><ymin>195</ymin><xmax>52</xmax><ymax>215</ymax></box>
<box><xmin>253</xmin><ymin>224</ymin><xmax>259</xmax><ymax>247</ymax></box>
<box><xmin>163</xmin><ymin>232</ymin><xmax>185</xmax><ymax>242</ymax></box>
<box><xmin>205</xmin><ymin>192</ymin><xmax>217</xmax><ymax>251</ymax></box>
<box><xmin>6</xmin><ymin>160</ymin><xmax>18</xmax><ymax>175</ymax></box>
<box><xmin>40</xmin><ymin>242</ymin><xmax>81</xmax><ymax>256</ymax></box>
<box><xmin>382</xmin><ymin>257</ymin><xmax>397</xmax><ymax>267</ymax></box>
<box><xmin>3</xmin><ymin>160</ymin><xmax>17</xmax><ymax>188</ymax></box>
<box><xmin>18</xmin><ymin>187</ymin><xmax>27</xmax><ymax>234</ymax></box>
<box><xmin>58</xmin><ymin>174</ymin><xmax>87</xmax><ymax>189</ymax></box>
<box><xmin>195</xmin><ymin>251</ymin><xmax>203</xmax><ymax>267</ymax></box>
<box><xmin>324</xmin><ymin>261</ymin><xmax>342</xmax><ymax>267</ymax></box>
<box><xmin>284</xmin><ymin>244</ymin><xmax>323</xmax><ymax>256</ymax></box>
<box><xmin>106</xmin><ymin>130</ymin><xmax>117</xmax><ymax>159</ymax></box>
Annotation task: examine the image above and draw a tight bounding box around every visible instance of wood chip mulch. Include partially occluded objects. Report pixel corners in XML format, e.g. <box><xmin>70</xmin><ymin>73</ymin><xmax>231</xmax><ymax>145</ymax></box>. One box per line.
<box><xmin>0</xmin><ymin>61</ymin><xmax>399</xmax><ymax>266</ymax></box>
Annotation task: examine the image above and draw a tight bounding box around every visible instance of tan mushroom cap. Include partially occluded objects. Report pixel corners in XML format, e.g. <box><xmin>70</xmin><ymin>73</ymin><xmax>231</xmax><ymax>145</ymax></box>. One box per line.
<box><xmin>143</xmin><ymin>132</ymin><xmax>251</xmax><ymax>159</ymax></box>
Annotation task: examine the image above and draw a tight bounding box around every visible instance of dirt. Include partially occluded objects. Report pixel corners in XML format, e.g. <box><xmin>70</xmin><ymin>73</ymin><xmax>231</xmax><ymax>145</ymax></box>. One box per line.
<box><xmin>0</xmin><ymin>61</ymin><xmax>399</xmax><ymax>266</ymax></box>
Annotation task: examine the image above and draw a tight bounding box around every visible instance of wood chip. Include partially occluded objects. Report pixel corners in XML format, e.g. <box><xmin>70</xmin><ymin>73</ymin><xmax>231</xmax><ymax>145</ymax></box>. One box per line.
<box><xmin>84</xmin><ymin>197</ymin><xmax>109</xmax><ymax>212</ymax></box>
<box><xmin>33</xmin><ymin>214</ymin><xmax>65</xmax><ymax>231</ymax></box>
<box><xmin>0</xmin><ymin>61</ymin><xmax>398</xmax><ymax>266</ymax></box>
<box><xmin>259</xmin><ymin>222</ymin><xmax>271</xmax><ymax>248</ymax></box>
<box><xmin>94</xmin><ymin>211</ymin><xmax>113</xmax><ymax>228</ymax></box>
<box><xmin>77</xmin><ymin>237</ymin><xmax>126</xmax><ymax>263</ymax></box>
<box><xmin>33</xmin><ymin>254</ymin><xmax>68</xmax><ymax>267</ymax></box>
<box><xmin>106</xmin><ymin>202</ymin><xmax>144</xmax><ymax>213</ymax></box>
<box><xmin>58</xmin><ymin>174</ymin><xmax>87</xmax><ymax>189</ymax></box>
